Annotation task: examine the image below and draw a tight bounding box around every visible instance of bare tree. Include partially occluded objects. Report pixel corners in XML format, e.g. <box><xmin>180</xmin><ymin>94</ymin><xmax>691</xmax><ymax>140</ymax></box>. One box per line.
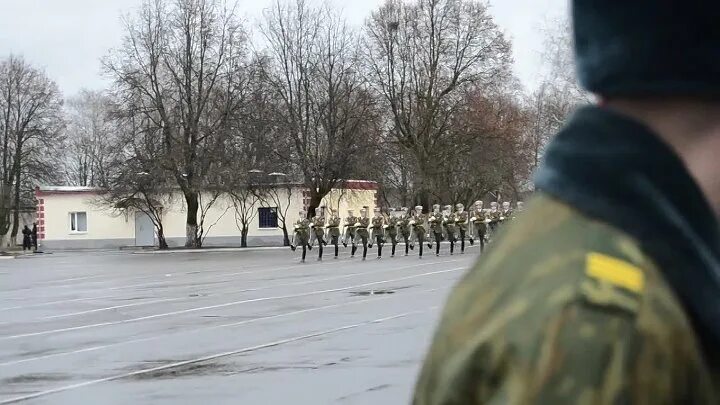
<box><xmin>64</xmin><ymin>90</ymin><xmax>115</xmax><ymax>187</ymax></box>
<box><xmin>104</xmin><ymin>0</ymin><xmax>249</xmax><ymax>247</ymax></box>
<box><xmin>364</xmin><ymin>0</ymin><xmax>512</xmax><ymax>209</ymax></box>
<box><xmin>0</xmin><ymin>55</ymin><xmax>64</xmax><ymax>242</ymax></box>
<box><xmin>231</xmin><ymin>187</ymin><xmax>259</xmax><ymax>247</ymax></box>
<box><xmin>259</xmin><ymin>0</ymin><xmax>376</xmax><ymax>217</ymax></box>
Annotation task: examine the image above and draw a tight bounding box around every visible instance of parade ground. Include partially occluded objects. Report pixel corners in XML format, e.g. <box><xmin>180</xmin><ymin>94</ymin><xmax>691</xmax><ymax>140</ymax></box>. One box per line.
<box><xmin>0</xmin><ymin>246</ymin><xmax>478</xmax><ymax>404</ymax></box>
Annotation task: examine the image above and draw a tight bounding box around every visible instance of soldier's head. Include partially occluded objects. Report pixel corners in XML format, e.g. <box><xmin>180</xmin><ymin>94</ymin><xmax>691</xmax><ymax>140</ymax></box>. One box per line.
<box><xmin>432</xmin><ymin>204</ymin><xmax>441</xmax><ymax>213</ymax></box>
<box><xmin>299</xmin><ymin>210</ymin><xmax>306</xmax><ymax>218</ymax></box>
<box><xmin>347</xmin><ymin>209</ymin><xmax>354</xmax><ymax>217</ymax></box>
<box><xmin>490</xmin><ymin>201</ymin><xmax>498</xmax><ymax>210</ymax></box>
<box><xmin>573</xmin><ymin>1</ymin><xmax>720</xmax><ymax>213</ymax></box>
<box><xmin>374</xmin><ymin>207</ymin><xmax>381</xmax><ymax>216</ymax></box>
<box><xmin>456</xmin><ymin>203</ymin><xmax>464</xmax><ymax>212</ymax></box>
<box><xmin>415</xmin><ymin>205</ymin><xmax>423</xmax><ymax>214</ymax></box>
<box><xmin>360</xmin><ymin>208</ymin><xmax>368</xmax><ymax>218</ymax></box>
<box><xmin>474</xmin><ymin>200</ymin><xmax>483</xmax><ymax>209</ymax></box>
<box><xmin>401</xmin><ymin>207</ymin><xmax>408</xmax><ymax>214</ymax></box>
<box><xmin>443</xmin><ymin>205</ymin><xmax>453</xmax><ymax>214</ymax></box>
<box><xmin>502</xmin><ymin>201</ymin><xmax>511</xmax><ymax>210</ymax></box>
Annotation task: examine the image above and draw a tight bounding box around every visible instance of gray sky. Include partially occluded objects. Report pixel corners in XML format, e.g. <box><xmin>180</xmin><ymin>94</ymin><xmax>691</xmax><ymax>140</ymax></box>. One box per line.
<box><xmin>0</xmin><ymin>0</ymin><xmax>566</xmax><ymax>97</ymax></box>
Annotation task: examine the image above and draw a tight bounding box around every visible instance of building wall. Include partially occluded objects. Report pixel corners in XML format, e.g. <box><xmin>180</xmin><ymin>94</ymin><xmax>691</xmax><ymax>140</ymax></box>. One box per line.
<box><xmin>37</xmin><ymin>185</ymin><xmax>377</xmax><ymax>250</ymax></box>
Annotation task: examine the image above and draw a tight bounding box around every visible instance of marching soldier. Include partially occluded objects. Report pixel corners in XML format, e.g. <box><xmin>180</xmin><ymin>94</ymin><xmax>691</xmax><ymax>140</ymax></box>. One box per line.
<box><xmin>290</xmin><ymin>210</ymin><xmax>312</xmax><ymax>263</ymax></box>
<box><xmin>341</xmin><ymin>209</ymin><xmax>356</xmax><ymax>250</ymax></box>
<box><xmin>443</xmin><ymin>204</ymin><xmax>458</xmax><ymax>255</ymax></box>
<box><xmin>353</xmin><ymin>207</ymin><xmax>371</xmax><ymax>260</ymax></box>
<box><xmin>428</xmin><ymin>204</ymin><xmax>445</xmax><ymax>256</ymax></box>
<box><xmin>385</xmin><ymin>208</ymin><xmax>399</xmax><ymax>257</ymax></box>
<box><xmin>454</xmin><ymin>203</ymin><xmax>469</xmax><ymax>254</ymax></box>
<box><xmin>469</xmin><ymin>200</ymin><xmax>487</xmax><ymax>252</ymax></box>
<box><xmin>326</xmin><ymin>209</ymin><xmax>342</xmax><ymax>259</ymax></box>
<box><xmin>397</xmin><ymin>207</ymin><xmax>413</xmax><ymax>256</ymax></box>
<box><xmin>410</xmin><ymin>205</ymin><xmax>428</xmax><ymax>258</ymax></box>
<box><xmin>487</xmin><ymin>201</ymin><xmax>500</xmax><ymax>239</ymax></box>
<box><xmin>310</xmin><ymin>207</ymin><xmax>327</xmax><ymax>261</ymax></box>
<box><xmin>369</xmin><ymin>207</ymin><xmax>386</xmax><ymax>259</ymax></box>
<box><xmin>500</xmin><ymin>201</ymin><xmax>513</xmax><ymax>224</ymax></box>
<box><xmin>516</xmin><ymin>201</ymin><xmax>524</xmax><ymax>215</ymax></box>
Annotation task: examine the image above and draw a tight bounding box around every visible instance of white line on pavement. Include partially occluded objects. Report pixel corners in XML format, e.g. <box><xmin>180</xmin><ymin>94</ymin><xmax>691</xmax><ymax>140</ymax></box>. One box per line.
<box><xmin>0</xmin><ymin>306</ymin><xmax>438</xmax><ymax>404</ymax></box>
<box><xmin>0</xmin><ymin>287</ymin><xmax>446</xmax><ymax>368</ymax></box>
<box><xmin>0</xmin><ymin>267</ymin><xmax>462</xmax><ymax>341</ymax></box>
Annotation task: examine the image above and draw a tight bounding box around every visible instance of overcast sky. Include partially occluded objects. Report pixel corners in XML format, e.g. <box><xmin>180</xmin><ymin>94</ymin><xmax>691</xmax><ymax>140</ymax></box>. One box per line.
<box><xmin>0</xmin><ymin>0</ymin><xmax>566</xmax><ymax>97</ymax></box>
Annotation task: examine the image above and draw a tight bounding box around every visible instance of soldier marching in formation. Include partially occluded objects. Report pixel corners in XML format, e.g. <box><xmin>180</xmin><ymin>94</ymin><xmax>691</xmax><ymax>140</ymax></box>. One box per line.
<box><xmin>442</xmin><ymin>204</ymin><xmax>458</xmax><ymax>255</ymax></box>
<box><xmin>428</xmin><ymin>204</ymin><xmax>445</xmax><ymax>257</ymax></box>
<box><xmin>353</xmin><ymin>207</ymin><xmax>371</xmax><ymax>260</ymax></box>
<box><xmin>290</xmin><ymin>210</ymin><xmax>312</xmax><ymax>263</ymax></box>
<box><xmin>341</xmin><ymin>209</ymin><xmax>356</xmax><ymax>249</ymax></box>
<box><xmin>369</xmin><ymin>207</ymin><xmax>385</xmax><ymax>259</ymax></box>
<box><xmin>385</xmin><ymin>208</ymin><xmax>399</xmax><ymax>257</ymax></box>
<box><xmin>309</xmin><ymin>207</ymin><xmax>327</xmax><ymax>261</ymax></box>
<box><xmin>469</xmin><ymin>200</ymin><xmax>486</xmax><ymax>252</ymax></box>
<box><xmin>326</xmin><ymin>209</ymin><xmax>342</xmax><ymax>259</ymax></box>
<box><xmin>454</xmin><ymin>203</ymin><xmax>469</xmax><ymax>254</ymax></box>
<box><xmin>397</xmin><ymin>207</ymin><xmax>413</xmax><ymax>256</ymax></box>
<box><xmin>410</xmin><ymin>205</ymin><xmax>428</xmax><ymax>259</ymax></box>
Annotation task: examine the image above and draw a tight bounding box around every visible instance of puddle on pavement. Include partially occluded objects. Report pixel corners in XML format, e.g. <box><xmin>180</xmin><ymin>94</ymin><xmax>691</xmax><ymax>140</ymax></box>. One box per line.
<box><xmin>349</xmin><ymin>289</ymin><xmax>396</xmax><ymax>296</ymax></box>
<box><xmin>124</xmin><ymin>361</ymin><xmax>231</xmax><ymax>380</ymax></box>
<box><xmin>3</xmin><ymin>373</ymin><xmax>71</xmax><ymax>384</ymax></box>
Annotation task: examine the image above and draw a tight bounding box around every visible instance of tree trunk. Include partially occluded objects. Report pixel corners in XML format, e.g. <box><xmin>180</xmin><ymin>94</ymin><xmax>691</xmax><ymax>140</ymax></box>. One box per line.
<box><xmin>184</xmin><ymin>190</ymin><xmax>200</xmax><ymax>248</ymax></box>
<box><xmin>10</xmin><ymin>169</ymin><xmax>20</xmax><ymax>238</ymax></box>
<box><xmin>306</xmin><ymin>191</ymin><xmax>324</xmax><ymax>218</ymax></box>
<box><xmin>241</xmin><ymin>226</ymin><xmax>248</xmax><ymax>248</ymax></box>
<box><xmin>157</xmin><ymin>226</ymin><xmax>169</xmax><ymax>250</ymax></box>
<box><xmin>281</xmin><ymin>224</ymin><xmax>290</xmax><ymax>246</ymax></box>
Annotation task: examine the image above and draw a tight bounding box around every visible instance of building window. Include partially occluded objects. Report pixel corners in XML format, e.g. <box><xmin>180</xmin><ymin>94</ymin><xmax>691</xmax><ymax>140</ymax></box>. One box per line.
<box><xmin>258</xmin><ymin>207</ymin><xmax>278</xmax><ymax>229</ymax></box>
<box><xmin>70</xmin><ymin>212</ymin><xmax>88</xmax><ymax>233</ymax></box>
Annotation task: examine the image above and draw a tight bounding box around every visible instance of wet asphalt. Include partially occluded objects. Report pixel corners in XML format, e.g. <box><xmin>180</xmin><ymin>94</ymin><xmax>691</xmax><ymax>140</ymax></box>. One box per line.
<box><xmin>0</xmin><ymin>244</ymin><xmax>479</xmax><ymax>404</ymax></box>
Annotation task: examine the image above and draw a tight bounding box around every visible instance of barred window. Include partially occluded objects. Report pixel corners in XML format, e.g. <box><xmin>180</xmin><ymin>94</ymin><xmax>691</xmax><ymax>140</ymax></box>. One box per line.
<box><xmin>258</xmin><ymin>207</ymin><xmax>278</xmax><ymax>229</ymax></box>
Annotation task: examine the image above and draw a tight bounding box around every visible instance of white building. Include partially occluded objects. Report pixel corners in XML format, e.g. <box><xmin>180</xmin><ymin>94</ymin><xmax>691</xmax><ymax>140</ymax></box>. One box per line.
<box><xmin>35</xmin><ymin>181</ymin><xmax>378</xmax><ymax>250</ymax></box>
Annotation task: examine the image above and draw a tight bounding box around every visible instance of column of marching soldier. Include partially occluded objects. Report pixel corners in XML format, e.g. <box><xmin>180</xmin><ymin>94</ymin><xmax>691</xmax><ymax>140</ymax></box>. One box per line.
<box><xmin>289</xmin><ymin>200</ymin><xmax>525</xmax><ymax>263</ymax></box>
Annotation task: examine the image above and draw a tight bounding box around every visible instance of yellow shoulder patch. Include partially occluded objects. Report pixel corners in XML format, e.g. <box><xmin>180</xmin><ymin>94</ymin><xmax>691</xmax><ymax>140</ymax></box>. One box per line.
<box><xmin>586</xmin><ymin>252</ymin><xmax>645</xmax><ymax>294</ymax></box>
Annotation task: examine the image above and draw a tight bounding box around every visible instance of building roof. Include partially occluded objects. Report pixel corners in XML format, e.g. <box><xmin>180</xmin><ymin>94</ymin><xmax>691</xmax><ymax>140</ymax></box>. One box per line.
<box><xmin>36</xmin><ymin>186</ymin><xmax>101</xmax><ymax>196</ymax></box>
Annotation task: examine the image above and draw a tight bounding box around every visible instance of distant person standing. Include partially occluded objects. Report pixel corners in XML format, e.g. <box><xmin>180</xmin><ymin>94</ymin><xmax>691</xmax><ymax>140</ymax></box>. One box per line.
<box><xmin>31</xmin><ymin>223</ymin><xmax>38</xmax><ymax>251</ymax></box>
<box><xmin>21</xmin><ymin>225</ymin><xmax>32</xmax><ymax>251</ymax></box>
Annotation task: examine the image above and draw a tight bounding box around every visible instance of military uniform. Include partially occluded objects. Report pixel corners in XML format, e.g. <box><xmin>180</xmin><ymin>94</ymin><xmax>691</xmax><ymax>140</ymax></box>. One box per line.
<box><xmin>290</xmin><ymin>214</ymin><xmax>312</xmax><ymax>263</ymax></box>
<box><xmin>353</xmin><ymin>211</ymin><xmax>371</xmax><ymax>260</ymax></box>
<box><xmin>454</xmin><ymin>204</ymin><xmax>469</xmax><ymax>254</ymax></box>
<box><xmin>342</xmin><ymin>212</ymin><xmax>357</xmax><ymax>249</ymax></box>
<box><xmin>385</xmin><ymin>209</ymin><xmax>399</xmax><ymax>257</ymax></box>
<box><xmin>369</xmin><ymin>209</ymin><xmax>385</xmax><ymax>258</ymax></box>
<box><xmin>469</xmin><ymin>201</ymin><xmax>487</xmax><ymax>252</ymax></box>
<box><xmin>428</xmin><ymin>205</ymin><xmax>445</xmax><ymax>256</ymax></box>
<box><xmin>326</xmin><ymin>214</ymin><xmax>342</xmax><ymax>259</ymax></box>
<box><xmin>410</xmin><ymin>206</ymin><xmax>428</xmax><ymax>258</ymax></box>
<box><xmin>413</xmin><ymin>106</ymin><xmax>720</xmax><ymax>404</ymax></box>
<box><xmin>310</xmin><ymin>214</ymin><xmax>326</xmax><ymax>261</ymax></box>
<box><xmin>487</xmin><ymin>203</ymin><xmax>500</xmax><ymax>240</ymax></box>
<box><xmin>442</xmin><ymin>205</ymin><xmax>458</xmax><ymax>255</ymax></box>
<box><xmin>397</xmin><ymin>208</ymin><xmax>413</xmax><ymax>256</ymax></box>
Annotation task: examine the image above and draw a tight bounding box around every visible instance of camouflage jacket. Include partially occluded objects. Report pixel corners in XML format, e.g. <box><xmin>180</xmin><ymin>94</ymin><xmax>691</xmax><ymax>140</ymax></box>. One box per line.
<box><xmin>470</xmin><ymin>209</ymin><xmax>486</xmax><ymax>224</ymax></box>
<box><xmin>414</xmin><ymin>195</ymin><xmax>718</xmax><ymax>404</ymax></box>
<box><xmin>327</xmin><ymin>217</ymin><xmax>341</xmax><ymax>228</ymax></box>
<box><xmin>371</xmin><ymin>216</ymin><xmax>385</xmax><ymax>230</ymax></box>
<box><xmin>455</xmin><ymin>211</ymin><xmax>469</xmax><ymax>230</ymax></box>
<box><xmin>414</xmin><ymin>105</ymin><xmax>720</xmax><ymax>404</ymax></box>
<box><xmin>311</xmin><ymin>216</ymin><xmax>325</xmax><ymax>235</ymax></box>
<box><xmin>344</xmin><ymin>216</ymin><xmax>357</xmax><ymax>229</ymax></box>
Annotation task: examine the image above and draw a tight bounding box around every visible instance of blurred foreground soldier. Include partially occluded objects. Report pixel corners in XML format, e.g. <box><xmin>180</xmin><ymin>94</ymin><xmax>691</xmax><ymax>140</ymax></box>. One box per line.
<box><xmin>385</xmin><ymin>208</ymin><xmax>399</xmax><ymax>257</ymax></box>
<box><xmin>290</xmin><ymin>211</ymin><xmax>311</xmax><ymax>263</ymax></box>
<box><xmin>310</xmin><ymin>207</ymin><xmax>327</xmax><ymax>261</ymax></box>
<box><xmin>22</xmin><ymin>225</ymin><xmax>32</xmax><ymax>251</ymax></box>
<box><xmin>442</xmin><ymin>205</ymin><xmax>458</xmax><ymax>255</ymax></box>
<box><xmin>353</xmin><ymin>208</ymin><xmax>371</xmax><ymax>260</ymax></box>
<box><xmin>410</xmin><ymin>205</ymin><xmax>428</xmax><ymax>258</ymax></box>
<box><xmin>454</xmin><ymin>204</ymin><xmax>469</xmax><ymax>254</ymax></box>
<box><xmin>414</xmin><ymin>2</ymin><xmax>720</xmax><ymax>403</ymax></box>
<box><xmin>341</xmin><ymin>209</ymin><xmax>356</xmax><ymax>249</ymax></box>
<box><xmin>428</xmin><ymin>204</ymin><xmax>444</xmax><ymax>256</ymax></box>
<box><xmin>398</xmin><ymin>207</ymin><xmax>414</xmax><ymax>256</ymax></box>
<box><xmin>468</xmin><ymin>200</ymin><xmax>487</xmax><ymax>252</ymax></box>
<box><xmin>326</xmin><ymin>210</ymin><xmax>342</xmax><ymax>259</ymax></box>
<box><xmin>369</xmin><ymin>207</ymin><xmax>385</xmax><ymax>258</ymax></box>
